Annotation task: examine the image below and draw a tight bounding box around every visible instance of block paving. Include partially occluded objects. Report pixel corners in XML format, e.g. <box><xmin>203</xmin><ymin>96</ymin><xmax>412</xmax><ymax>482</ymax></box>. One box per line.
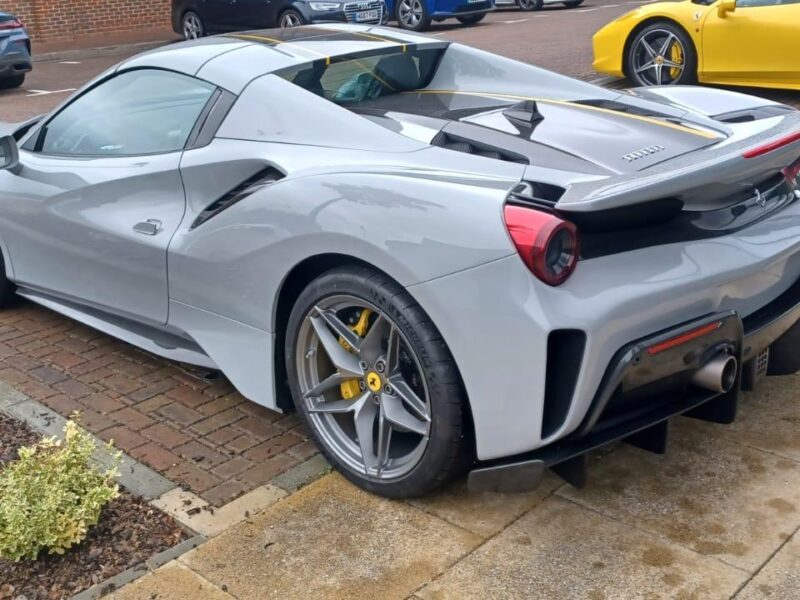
<box><xmin>0</xmin><ymin>301</ymin><xmax>318</xmax><ymax>506</ymax></box>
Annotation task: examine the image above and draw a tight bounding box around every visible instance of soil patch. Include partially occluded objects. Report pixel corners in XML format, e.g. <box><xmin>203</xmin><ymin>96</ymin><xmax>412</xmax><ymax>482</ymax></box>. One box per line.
<box><xmin>0</xmin><ymin>412</ymin><xmax>187</xmax><ymax>600</ymax></box>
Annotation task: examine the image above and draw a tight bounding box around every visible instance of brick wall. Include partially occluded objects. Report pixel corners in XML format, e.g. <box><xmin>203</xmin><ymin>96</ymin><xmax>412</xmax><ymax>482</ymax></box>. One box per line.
<box><xmin>1</xmin><ymin>0</ymin><xmax>171</xmax><ymax>42</ymax></box>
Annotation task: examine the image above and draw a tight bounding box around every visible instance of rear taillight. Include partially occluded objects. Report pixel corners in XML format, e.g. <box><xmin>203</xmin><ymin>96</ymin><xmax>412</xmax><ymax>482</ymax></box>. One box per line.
<box><xmin>0</xmin><ymin>18</ymin><xmax>23</xmax><ymax>30</ymax></box>
<box><xmin>783</xmin><ymin>156</ymin><xmax>800</xmax><ymax>187</ymax></box>
<box><xmin>743</xmin><ymin>130</ymin><xmax>800</xmax><ymax>159</ymax></box>
<box><xmin>504</xmin><ymin>205</ymin><xmax>579</xmax><ymax>287</ymax></box>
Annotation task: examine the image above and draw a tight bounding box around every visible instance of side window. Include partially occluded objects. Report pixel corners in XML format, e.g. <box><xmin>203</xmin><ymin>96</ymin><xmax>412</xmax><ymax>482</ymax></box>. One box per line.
<box><xmin>37</xmin><ymin>70</ymin><xmax>216</xmax><ymax>157</ymax></box>
<box><xmin>736</xmin><ymin>0</ymin><xmax>797</xmax><ymax>7</ymax></box>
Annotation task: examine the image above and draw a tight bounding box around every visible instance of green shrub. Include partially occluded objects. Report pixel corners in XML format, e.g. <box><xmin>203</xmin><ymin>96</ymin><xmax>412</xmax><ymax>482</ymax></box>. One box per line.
<box><xmin>0</xmin><ymin>420</ymin><xmax>120</xmax><ymax>562</ymax></box>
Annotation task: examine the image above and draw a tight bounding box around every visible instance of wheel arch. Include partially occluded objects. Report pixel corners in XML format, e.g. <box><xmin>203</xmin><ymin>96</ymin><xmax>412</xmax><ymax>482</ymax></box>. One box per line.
<box><xmin>271</xmin><ymin>252</ymin><xmax>476</xmax><ymax>459</ymax></box>
<box><xmin>622</xmin><ymin>17</ymin><xmax>698</xmax><ymax>79</ymax></box>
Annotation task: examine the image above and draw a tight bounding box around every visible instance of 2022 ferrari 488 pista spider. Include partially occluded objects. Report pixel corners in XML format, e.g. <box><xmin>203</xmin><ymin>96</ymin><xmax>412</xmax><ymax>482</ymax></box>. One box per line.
<box><xmin>0</xmin><ymin>25</ymin><xmax>799</xmax><ymax>497</ymax></box>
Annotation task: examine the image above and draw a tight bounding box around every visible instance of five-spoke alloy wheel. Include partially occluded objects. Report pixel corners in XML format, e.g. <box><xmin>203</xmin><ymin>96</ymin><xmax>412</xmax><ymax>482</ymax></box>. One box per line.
<box><xmin>396</xmin><ymin>0</ymin><xmax>432</xmax><ymax>32</ymax></box>
<box><xmin>286</xmin><ymin>266</ymin><xmax>466</xmax><ymax>497</ymax></box>
<box><xmin>627</xmin><ymin>23</ymin><xmax>696</xmax><ymax>86</ymax></box>
<box><xmin>279</xmin><ymin>9</ymin><xmax>305</xmax><ymax>27</ymax></box>
<box><xmin>181</xmin><ymin>11</ymin><xmax>205</xmax><ymax>40</ymax></box>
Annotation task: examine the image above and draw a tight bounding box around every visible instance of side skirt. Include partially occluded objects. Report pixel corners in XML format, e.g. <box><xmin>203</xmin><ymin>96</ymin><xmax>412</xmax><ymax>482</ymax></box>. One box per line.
<box><xmin>16</xmin><ymin>288</ymin><xmax>217</xmax><ymax>369</ymax></box>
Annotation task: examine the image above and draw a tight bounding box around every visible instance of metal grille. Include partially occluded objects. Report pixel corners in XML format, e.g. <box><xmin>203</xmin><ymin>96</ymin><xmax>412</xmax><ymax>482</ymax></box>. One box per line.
<box><xmin>344</xmin><ymin>1</ymin><xmax>384</xmax><ymax>23</ymax></box>
<box><xmin>756</xmin><ymin>347</ymin><xmax>770</xmax><ymax>377</ymax></box>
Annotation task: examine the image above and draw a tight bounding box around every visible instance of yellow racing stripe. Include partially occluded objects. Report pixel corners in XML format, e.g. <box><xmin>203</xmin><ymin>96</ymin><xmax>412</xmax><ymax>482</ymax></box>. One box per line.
<box><xmin>412</xmin><ymin>89</ymin><xmax>721</xmax><ymax>139</ymax></box>
<box><xmin>233</xmin><ymin>33</ymin><xmax>332</xmax><ymax>65</ymax></box>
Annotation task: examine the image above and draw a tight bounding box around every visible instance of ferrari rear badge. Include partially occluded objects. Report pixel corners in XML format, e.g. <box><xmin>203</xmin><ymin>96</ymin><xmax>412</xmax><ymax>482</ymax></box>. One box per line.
<box><xmin>622</xmin><ymin>144</ymin><xmax>666</xmax><ymax>162</ymax></box>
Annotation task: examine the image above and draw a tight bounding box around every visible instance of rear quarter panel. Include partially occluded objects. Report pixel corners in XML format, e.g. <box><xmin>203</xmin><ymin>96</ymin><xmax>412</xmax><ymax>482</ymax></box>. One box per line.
<box><xmin>169</xmin><ymin>139</ymin><xmax>520</xmax><ymax>334</ymax></box>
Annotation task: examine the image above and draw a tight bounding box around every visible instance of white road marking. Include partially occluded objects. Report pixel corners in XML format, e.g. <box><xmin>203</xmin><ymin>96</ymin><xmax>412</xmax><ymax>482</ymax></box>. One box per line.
<box><xmin>575</xmin><ymin>7</ymin><xmax>600</xmax><ymax>11</ymax></box>
<box><xmin>26</xmin><ymin>88</ymin><xmax>76</xmax><ymax>97</ymax></box>
<box><xmin>501</xmin><ymin>18</ymin><xmax>529</xmax><ymax>23</ymax></box>
<box><xmin>59</xmin><ymin>61</ymin><xmax>81</xmax><ymax>65</ymax></box>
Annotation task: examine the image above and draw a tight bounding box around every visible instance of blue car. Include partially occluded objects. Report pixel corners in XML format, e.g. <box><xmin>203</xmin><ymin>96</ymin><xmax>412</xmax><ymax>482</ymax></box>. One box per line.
<box><xmin>386</xmin><ymin>0</ymin><xmax>493</xmax><ymax>30</ymax></box>
<box><xmin>0</xmin><ymin>12</ymin><xmax>31</xmax><ymax>90</ymax></box>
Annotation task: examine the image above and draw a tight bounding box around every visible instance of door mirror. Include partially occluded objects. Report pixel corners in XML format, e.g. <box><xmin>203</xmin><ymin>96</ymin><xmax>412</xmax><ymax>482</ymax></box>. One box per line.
<box><xmin>718</xmin><ymin>0</ymin><xmax>737</xmax><ymax>17</ymax></box>
<box><xmin>0</xmin><ymin>136</ymin><xmax>19</xmax><ymax>171</ymax></box>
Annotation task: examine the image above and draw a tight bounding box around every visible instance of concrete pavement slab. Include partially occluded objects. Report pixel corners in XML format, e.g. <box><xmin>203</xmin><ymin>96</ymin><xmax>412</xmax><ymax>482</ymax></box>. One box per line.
<box><xmin>407</xmin><ymin>472</ymin><xmax>564</xmax><ymax>538</ymax></box>
<box><xmin>108</xmin><ymin>561</ymin><xmax>234</xmax><ymax>600</ymax></box>
<box><xmin>417</xmin><ymin>495</ymin><xmax>746</xmax><ymax>600</ymax></box>
<box><xmin>152</xmin><ymin>484</ymin><xmax>287</xmax><ymax>537</ymax></box>
<box><xmin>558</xmin><ymin>421</ymin><xmax>800</xmax><ymax>572</ymax></box>
<box><xmin>180</xmin><ymin>473</ymin><xmax>482</xmax><ymax>600</ymax></box>
<box><xmin>684</xmin><ymin>374</ymin><xmax>800</xmax><ymax>462</ymax></box>
<box><xmin>736</xmin><ymin>531</ymin><xmax>800</xmax><ymax>599</ymax></box>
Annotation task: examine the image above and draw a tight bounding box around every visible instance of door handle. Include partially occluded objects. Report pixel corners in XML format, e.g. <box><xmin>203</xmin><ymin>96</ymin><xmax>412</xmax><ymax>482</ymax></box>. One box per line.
<box><xmin>133</xmin><ymin>219</ymin><xmax>163</xmax><ymax>236</ymax></box>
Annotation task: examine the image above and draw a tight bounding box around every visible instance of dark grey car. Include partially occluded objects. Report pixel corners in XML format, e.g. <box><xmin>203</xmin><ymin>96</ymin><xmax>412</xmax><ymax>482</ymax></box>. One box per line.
<box><xmin>172</xmin><ymin>0</ymin><xmax>384</xmax><ymax>37</ymax></box>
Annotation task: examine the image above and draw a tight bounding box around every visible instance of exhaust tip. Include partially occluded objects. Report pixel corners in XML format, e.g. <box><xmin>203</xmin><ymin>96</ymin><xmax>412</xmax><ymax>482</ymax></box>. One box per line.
<box><xmin>692</xmin><ymin>354</ymin><xmax>738</xmax><ymax>394</ymax></box>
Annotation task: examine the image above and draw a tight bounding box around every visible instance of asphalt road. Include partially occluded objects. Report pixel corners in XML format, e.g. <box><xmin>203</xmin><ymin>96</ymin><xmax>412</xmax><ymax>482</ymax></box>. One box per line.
<box><xmin>0</xmin><ymin>0</ymin><xmax>798</xmax><ymax>121</ymax></box>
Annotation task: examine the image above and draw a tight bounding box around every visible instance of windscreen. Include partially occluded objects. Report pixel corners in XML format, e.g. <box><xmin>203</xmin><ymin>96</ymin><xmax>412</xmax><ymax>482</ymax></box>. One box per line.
<box><xmin>278</xmin><ymin>47</ymin><xmax>444</xmax><ymax>105</ymax></box>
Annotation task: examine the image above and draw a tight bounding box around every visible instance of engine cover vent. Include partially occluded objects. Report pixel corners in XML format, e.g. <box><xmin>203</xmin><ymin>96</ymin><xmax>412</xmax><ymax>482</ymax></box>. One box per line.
<box><xmin>431</xmin><ymin>131</ymin><xmax>529</xmax><ymax>165</ymax></box>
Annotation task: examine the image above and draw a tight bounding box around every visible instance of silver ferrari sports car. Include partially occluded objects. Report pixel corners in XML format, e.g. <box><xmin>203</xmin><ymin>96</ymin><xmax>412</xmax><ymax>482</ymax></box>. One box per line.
<box><xmin>0</xmin><ymin>25</ymin><xmax>799</xmax><ymax>497</ymax></box>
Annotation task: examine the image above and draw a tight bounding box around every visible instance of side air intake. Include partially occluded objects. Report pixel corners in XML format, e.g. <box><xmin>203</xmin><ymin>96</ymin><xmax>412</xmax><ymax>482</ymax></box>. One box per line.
<box><xmin>192</xmin><ymin>167</ymin><xmax>285</xmax><ymax>229</ymax></box>
<box><xmin>542</xmin><ymin>329</ymin><xmax>586</xmax><ymax>439</ymax></box>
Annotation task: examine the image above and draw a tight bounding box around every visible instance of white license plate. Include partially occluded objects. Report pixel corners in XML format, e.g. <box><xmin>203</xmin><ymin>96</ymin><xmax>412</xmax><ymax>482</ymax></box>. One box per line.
<box><xmin>354</xmin><ymin>9</ymin><xmax>379</xmax><ymax>21</ymax></box>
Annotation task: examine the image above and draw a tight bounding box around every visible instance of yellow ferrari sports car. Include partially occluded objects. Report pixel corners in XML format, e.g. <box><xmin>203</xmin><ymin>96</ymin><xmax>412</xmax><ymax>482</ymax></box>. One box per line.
<box><xmin>593</xmin><ymin>0</ymin><xmax>800</xmax><ymax>90</ymax></box>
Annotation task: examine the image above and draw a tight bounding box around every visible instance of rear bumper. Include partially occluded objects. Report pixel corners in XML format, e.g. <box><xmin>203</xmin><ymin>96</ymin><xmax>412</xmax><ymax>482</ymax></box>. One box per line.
<box><xmin>0</xmin><ymin>33</ymin><xmax>32</xmax><ymax>78</ymax></box>
<box><xmin>409</xmin><ymin>194</ymin><xmax>800</xmax><ymax>463</ymax></box>
<box><xmin>468</xmin><ymin>282</ymin><xmax>800</xmax><ymax>492</ymax></box>
<box><xmin>591</xmin><ymin>21</ymin><xmax>625</xmax><ymax>78</ymax></box>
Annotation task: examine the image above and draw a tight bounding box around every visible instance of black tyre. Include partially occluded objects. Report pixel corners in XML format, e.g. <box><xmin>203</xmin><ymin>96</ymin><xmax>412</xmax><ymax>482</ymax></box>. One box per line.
<box><xmin>517</xmin><ymin>0</ymin><xmax>543</xmax><ymax>10</ymax></box>
<box><xmin>181</xmin><ymin>11</ymin><xmax>205</xmax><ymax>40</ymax></box>
<box><xmin>279</xmin><ymin>9</ymin><xmax>305</xmax><ymax>27</ymax></box>
<box><xmin>286</xmin><ymin>266</ymin><xmax>467</xmax><ymax>498</ymax></box>
<box><xmin>0</xmin><ymin>255</ymin><xmax>16</xmax><ymax>308</ymax></box>
<box><xmin>0</xmin><ymin>74</ymin><xmax>25</xmax><ymax>90</ymax></box>
<box><xmin>396</xmin><ymin>0</ymin><xmax>432</xmax><ymax>31</ymax></box>
<box><xmin>457</xmin><ymin>13</ymin><xmax>486</xmax><ymax>25</ymax></box>
<box><xmin>563</xmin><ymin>0</ymin><xmax>584</xmax><ymax>6</ymax></box>
<box><xmin>626</xmin><ymin>22</ymin><xmax>697</xmax><ymax>86</ymax></box>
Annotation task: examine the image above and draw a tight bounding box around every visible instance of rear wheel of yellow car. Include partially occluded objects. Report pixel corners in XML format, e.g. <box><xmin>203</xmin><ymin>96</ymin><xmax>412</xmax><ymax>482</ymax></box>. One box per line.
<box><xmin>627</xmin><ymin>23</ymin><xmax>697</xmax><ymax>87</ymax></box>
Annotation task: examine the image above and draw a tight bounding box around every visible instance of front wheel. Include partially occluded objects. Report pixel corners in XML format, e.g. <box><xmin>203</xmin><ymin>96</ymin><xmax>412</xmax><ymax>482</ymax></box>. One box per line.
<box><xmin>627</xmin><ymin>23</ymin><xmax>697</xmax><ymax>86</ymax></box>
<box><xmin>181</xmin><ymin>11</ymin><xmax>205</xmax><ymax>40</ymax></box>
<box><xmin>517</xmin><ymin>0</ymin><xmax>543</xmax><ymax>10</ymax></box>
<box><xmin>396</xmin><ymin>0</ymin><xmax>432</xmax><ymax>31</ymax></box>
<box><xmin>457</xmin><ymin>13</ymin><xmax>486</xmax><ymax>25</ymax></box>
<box><xmin>0</xmin><ymin>255</ymin><xmax>16</xmax><ymax>308</ymax></box>
<box><xmin>286</xmin><ymin>266</ymin><xmax>467</xmax><ymax>498</ymax></box>
<box><xmin>279</xmin><ymin>9</ymin><xmax>306</xmax><ymax>27</ymax></box>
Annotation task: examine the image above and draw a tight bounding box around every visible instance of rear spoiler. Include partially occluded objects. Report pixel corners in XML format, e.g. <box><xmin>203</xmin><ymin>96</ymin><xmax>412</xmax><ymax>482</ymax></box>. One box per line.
<box><xmin>556</xmin><ymin>112</ymin><xmax>800</xmax><ymax>213</ymax></box>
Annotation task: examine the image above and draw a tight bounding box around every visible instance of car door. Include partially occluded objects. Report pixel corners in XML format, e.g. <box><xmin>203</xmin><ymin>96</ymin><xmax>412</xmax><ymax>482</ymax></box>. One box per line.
<box><xmin>196</xmin><ymin>0</ymin><xmax>240</xmax><ymax>31</ymax></box>
<box><xmin>225</xmin><ymin>0</ymin><xmax>276</xmax><ymax>29</ymax></box>
<box><xmin>0</xmin><ymin>68</ymin><xmax>217</xmax><ymax>325</ymax></box>
<box><xmin>701</xmin><ymin>0</ymin><xmax>800</xmax><ymax>85</ymax></box>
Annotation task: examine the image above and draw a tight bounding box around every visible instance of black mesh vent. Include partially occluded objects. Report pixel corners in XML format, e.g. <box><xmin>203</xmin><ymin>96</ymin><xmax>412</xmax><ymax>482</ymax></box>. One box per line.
<box><xmin>431</xmin><ymin>131</ymin><xmax>529</xmax><ymax>165</ymax></box>
<box><xmin>542</xmin><ymin>330</ymin><xmax>586</xmax><ymax>439</ymax></box>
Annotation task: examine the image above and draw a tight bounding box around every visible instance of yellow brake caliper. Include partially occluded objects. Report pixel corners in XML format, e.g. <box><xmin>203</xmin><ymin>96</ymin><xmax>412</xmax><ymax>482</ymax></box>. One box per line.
<box><xmin>669</xmin><ymin>42</ymin><xmax>684</xmax><ymax>80</ymax></box>
<box><xmin>338</xmin><ymin>309</ymin><xmax>372</xmax><ymax>400</ymax></box>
